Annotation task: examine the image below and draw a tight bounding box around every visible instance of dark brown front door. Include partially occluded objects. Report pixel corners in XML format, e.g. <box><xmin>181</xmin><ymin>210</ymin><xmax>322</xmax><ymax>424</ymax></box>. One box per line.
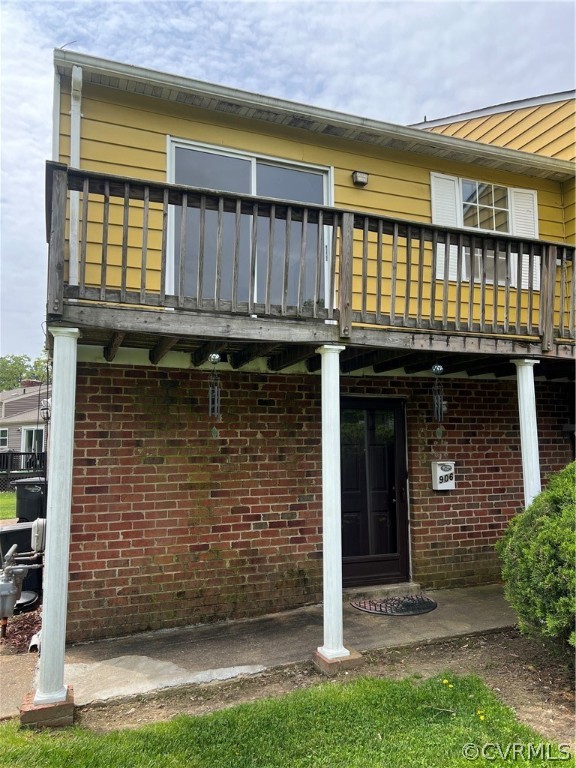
<box><xmin>341</xmin><ymin>398</ymin><xmax>409</xmax><ymax>586</ymax></box>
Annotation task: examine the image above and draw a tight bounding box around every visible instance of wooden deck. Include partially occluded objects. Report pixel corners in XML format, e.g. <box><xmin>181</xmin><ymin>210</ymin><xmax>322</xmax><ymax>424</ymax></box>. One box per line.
<box><xmin>46</xmin><ymin>162</ymin><xmax>575</xmax><ymax>367</ymax></box>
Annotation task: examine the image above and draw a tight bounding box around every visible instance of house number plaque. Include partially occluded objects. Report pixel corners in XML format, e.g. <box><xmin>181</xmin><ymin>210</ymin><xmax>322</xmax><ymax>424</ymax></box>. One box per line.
<box><xmin>431</xmin><ymin>461</ymin><xmax>456</xmax><ymax>490</ymax></box>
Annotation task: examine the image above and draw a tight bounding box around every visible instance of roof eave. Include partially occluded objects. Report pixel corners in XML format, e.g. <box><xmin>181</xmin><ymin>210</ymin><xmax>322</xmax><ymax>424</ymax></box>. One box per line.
<box><xmin>53</xmin><ymin>50</ymin><xmax>575</xmax><ymax>183</ymax></box>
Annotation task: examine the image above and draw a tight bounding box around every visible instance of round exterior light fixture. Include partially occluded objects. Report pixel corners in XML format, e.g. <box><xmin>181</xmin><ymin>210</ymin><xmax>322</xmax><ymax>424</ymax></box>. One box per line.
<box><xmin>208</xmin><ymin>353</ymin><xmax>221</xmax><ymax>365</ymax></box>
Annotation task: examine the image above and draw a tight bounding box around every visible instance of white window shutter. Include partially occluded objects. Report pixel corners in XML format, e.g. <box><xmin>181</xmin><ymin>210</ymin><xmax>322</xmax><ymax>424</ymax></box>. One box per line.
<box><xmin>431</xmin><ymin>173</ymin><xmax>460</xmax><ymax>280</ymax></box>
<box><xmin>510</xmin><ymin>188</ymin><xmax>540</xmax><ymax>290</ymax></box>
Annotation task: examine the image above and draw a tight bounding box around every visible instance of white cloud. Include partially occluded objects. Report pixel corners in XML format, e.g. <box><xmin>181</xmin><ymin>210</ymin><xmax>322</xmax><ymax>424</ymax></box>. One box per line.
<box><xmin>0</xmin><ymin>0</ymin><xmax>574</xmax><ymax>355</ymax></box>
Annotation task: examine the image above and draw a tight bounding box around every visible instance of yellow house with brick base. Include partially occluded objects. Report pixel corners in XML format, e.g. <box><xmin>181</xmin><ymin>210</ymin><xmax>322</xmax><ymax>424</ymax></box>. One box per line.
<box><xmin>33</xmin><ymin>51</ymin><xmax>574</xmax><ymax>708</ymax></box>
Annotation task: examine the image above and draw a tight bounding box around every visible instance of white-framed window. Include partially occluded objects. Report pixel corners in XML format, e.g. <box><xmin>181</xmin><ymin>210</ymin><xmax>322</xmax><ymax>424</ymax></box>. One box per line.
<box><xmin>431</xmin><ymin>172</ymin><xmax>540</xmax><ymax>290</ymax></box>
<box><xmin>21</xmin><ymin>427</ymin><xmax>44</xmax><ymax>453</ymax></box>
<box><xmin>167</xmin><ymin>139</ymin><xmax>334</xmax><ymax>308</ymax></box>
<box><xmin>0</xmin><ymin>429</ymin><xmax>7</xmax><ymax>448</ymax></box>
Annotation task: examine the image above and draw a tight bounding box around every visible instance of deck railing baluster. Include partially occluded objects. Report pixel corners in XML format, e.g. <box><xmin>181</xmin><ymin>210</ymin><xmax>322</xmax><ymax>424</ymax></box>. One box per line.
<box><xmin>527</xmin><ymin>243</ymin><xmax>535</xmax><ymax>335</ymax></box>
<box><xmin>250</xmin><ymin>202</ymin><xmax>258</xmax><ymax>314</ymax></box>
<box><xmin>442</xmin><ymin>231</ymin><xmax>450</xmax><ymax>331</ymax></box>
<box><xmin>140</xmin><ymin>186</ymin><xmax>149</xmax><ymax>303</ymax></box>
<box><xmin>504</xmin><ymin>240</ymin><xmax>511</xmax><ymax>334</ymax></box>
<box><xmin>376</xmin><ymin>219</ymin><xmax>383</xmax><ymax>325</ymax></box>
<box><xmin>297</xmin><ymin>208</ymin><xmax>308</xmax><ymax>316</ymax></box>
<box><xmin>328</xmin><ymin>213</ymin><xmax>338</xmax><ymax>321</ymax></box>
<box><xmin>361</xmin><ymin>217</ymin><xmax>369</xmax><ymax>323</ymax></box>
<box><xmin>232</xmin><ymin>199</ymin><xmax>241</xmax><ymax>313</ymax></box>
<box><xmin>120</xmin><ymin>182</ymin><xmax>130</xmax><ymax>303</ymax></box>
<box><xmin>197</xmin><ymin>195</ymin><xmax>206</xmax><ymax>305</ymax></box>
<box><xmin>479</xmin><ymin>238</ymin><xmax>487</xmax><ymax>334</ymax></box>
<box><xmin>282</xmin><ymin>206</ymin><xmax>292</xmax><ymax>316</ymax></box>
<box><xmin>416</xmin><ymin>228</ymin><xmax>424</xmax><ymax>327</ymax></box>
<box><xmin>100</xmin><ymin>181</ymin><xmax>110</xmax><ymax>302</ymax></box>
<box><xmin>429</xmin><ymin>229</ymin><xmax>437</xmax><ymax>326</ymax></box>
<box><xmin>313</xmin><ymin>210</ymin><xmax>323</xmax><ymax>318</ymax></box>
<box><xmin>404</xmin><ymin>226</ymin><xmax>412</xmax><ymax>326</ymax></box>
<box><xmin>159</xmin><ymin>188</ymin><xmax>168</xmax><ymax>305</ymax></box>
<box><xmin>79</xmin><ymin>177</ymin><xmax>89</xmax><ymax>298</ymax></box>
<box><xmin>492</xmin><ymin>239</ymin><xmax>499</xmax><ymax>334</ymax></box>
<box><xmin>215</xmin><ymin>196</ymin><xmax>224</xmax><ymax>309</ymax></box>
<box><xmin>178</xmin><ymin>191</ymin><xmax>188</xmax><ymax>308</ymax></box>
<box><xmin>467</xmin><ymin>235</ymin><xmax>475</xmax><ymax>332</ymax></box>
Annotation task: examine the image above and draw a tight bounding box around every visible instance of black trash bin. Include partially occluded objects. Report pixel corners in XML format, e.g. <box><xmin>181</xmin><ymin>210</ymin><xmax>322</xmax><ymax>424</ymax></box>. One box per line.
<box><xmin>10</xmin><ymin>477</ymin><xmax>47</xmax><ymax>523</ymax></box>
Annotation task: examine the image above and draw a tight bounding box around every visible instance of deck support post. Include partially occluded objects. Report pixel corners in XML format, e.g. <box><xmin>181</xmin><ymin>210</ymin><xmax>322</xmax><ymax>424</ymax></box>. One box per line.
<box><xmin>314</xmin><ymin>344</ymin><xmax>352</xmax><ymax>663</ymax></box>
<box><xmin>512</xmin><ymin>359</ymin><xmax>541</xmax><ymax>508</ymax></box>
<box><xmin>33</xmin><ymin>327</ymin><xmax>80</xmax><ymax>706</ymax></box>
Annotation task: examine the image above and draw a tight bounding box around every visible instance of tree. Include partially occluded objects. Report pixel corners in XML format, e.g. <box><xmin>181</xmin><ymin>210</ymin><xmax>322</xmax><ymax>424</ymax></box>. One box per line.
<box><xmin>0</xmin><ymin>353</ymin><xmax>49</xmax><ymax>392</ymax></box>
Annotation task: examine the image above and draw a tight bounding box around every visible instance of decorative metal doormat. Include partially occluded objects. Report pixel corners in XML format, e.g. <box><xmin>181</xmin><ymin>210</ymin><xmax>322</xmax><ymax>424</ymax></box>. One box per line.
<box><xmin>351</xmin><ymin>595</ymin><xmax>437</xmax><ymax>616</ymax></box>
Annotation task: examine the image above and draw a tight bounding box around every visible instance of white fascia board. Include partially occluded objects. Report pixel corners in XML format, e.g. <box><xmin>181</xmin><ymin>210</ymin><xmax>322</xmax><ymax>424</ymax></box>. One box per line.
<box><xmin>52</xmin><ymin>50</ymin><xmax>575</xmax><ymax>181</ymax></box>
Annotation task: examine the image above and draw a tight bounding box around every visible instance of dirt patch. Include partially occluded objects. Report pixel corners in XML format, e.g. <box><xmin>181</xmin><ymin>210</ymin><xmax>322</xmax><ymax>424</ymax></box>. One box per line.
<box><xmin>74</xmin><ymin>629</ymin><xmax>575</xmax><ymax>745</ymax></box>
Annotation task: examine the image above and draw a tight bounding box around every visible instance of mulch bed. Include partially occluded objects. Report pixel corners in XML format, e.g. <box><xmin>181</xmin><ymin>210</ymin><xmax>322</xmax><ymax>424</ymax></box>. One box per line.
<box><xmin>0</xmin><ymin>606</ymin><xmax>42</xmax><ymax>654</ymax></box>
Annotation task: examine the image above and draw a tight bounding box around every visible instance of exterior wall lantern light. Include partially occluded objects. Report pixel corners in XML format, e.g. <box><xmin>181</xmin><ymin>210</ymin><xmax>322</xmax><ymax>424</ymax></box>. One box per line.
<box><xmin>40</xmin><ymin>399</ymin><xmax>51</xmax><ymax>423</ymax></box>
<box><xmin>352</xmin><ymin>171</ymin><xmax>369</xmax><ymax>187</ymax></box>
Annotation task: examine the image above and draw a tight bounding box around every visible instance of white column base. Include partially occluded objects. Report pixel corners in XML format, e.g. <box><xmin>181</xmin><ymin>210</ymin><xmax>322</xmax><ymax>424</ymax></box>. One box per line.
<box><xmin>317</xmin><ymin>645</ymin><xmax>351</xmax><ymax>660</ymax></box>
<box><xmin>33</xmin><ymin>686</ymin><xmax>68</xmax><ymax>705</ymax></box>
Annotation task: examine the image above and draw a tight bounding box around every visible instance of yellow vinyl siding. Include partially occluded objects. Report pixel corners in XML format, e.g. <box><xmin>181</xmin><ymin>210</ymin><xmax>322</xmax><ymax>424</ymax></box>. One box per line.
<box><xmin>58</xmin><ymin>79</ymin><xmax>570</xmax><ymax>331</ymax></box>
<box><xmin>562</xmin><ymin>177</ymin><xmax>575</xmax><ymax>243</ymax></box>
<box><xmin>427</xmin><ymin>99</ymin><xmax>576</xmax><ymax>162</ymax></box>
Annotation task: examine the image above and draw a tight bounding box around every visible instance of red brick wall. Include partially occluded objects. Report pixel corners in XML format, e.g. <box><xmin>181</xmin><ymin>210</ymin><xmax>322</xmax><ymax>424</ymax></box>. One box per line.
<box><xmin>67</xmin><ymin>364</ymin><xmax>573</xmax><ymax>641</ymax></box>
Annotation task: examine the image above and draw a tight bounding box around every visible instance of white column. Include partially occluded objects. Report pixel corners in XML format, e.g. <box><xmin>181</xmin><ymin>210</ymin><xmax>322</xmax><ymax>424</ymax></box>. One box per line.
<box><xmin>512</xmin><ymin>359</ymin><xmax>541</xmax><ymax>508</ymax></box>
<box><xmin>315</xmin><ymin>344</ymin><xmax>349</xmax><ymax>660</ymax></box>
<box><xmin>35</xmin><ymin>328</ymin><xmax>80</xmax><ymax>704</ymax></box>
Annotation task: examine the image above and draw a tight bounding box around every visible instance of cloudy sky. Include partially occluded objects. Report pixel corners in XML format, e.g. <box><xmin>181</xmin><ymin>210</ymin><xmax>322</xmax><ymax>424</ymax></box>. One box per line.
<box><xmin>0</xmin><ymin>0</ymin><xmax>574</xmax><ymax>357</ymax></box>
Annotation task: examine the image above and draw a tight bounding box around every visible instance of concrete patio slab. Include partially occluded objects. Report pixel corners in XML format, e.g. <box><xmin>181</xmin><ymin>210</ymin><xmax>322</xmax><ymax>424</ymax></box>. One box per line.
<box><xmin>0</xmin><ymin>584</ymin><xmax>516</xmax><ymax>719</ymax></box>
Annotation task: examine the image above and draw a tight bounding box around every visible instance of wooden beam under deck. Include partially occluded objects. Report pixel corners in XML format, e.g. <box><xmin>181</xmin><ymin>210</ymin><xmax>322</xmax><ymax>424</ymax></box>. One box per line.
<box><xmin>149</xmin><ymin>336</ymin><xmax>180</xmax><ymax>365</ymax></box>
<box><xmin>103</xmin><ymin>331</ymin><xmax>125</xmax><ymax>362</ymax></box>
<box><xmin>54</xmin><ymin>303</ymin><xmax>575</xmax><ymax>361</ymax></box>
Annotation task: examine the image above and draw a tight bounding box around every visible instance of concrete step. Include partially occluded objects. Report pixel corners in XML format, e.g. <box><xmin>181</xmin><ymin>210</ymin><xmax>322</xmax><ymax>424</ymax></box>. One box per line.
<box><xmin>343</xmin><ymin>582</ymin><xmax>422</xmax><ymax>602</ymax></box>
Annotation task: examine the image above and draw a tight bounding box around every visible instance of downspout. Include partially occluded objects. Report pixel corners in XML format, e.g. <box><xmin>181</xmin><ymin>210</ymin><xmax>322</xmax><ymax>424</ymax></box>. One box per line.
<box><xmin>68</xmin><ymin>65</ymin><xmax>82</xmax><ymax>286</ymax></box>
<box><xmin>51</xmin><ymin>71</ymin><xmax>60</xmax><ymax>162</ymax></box>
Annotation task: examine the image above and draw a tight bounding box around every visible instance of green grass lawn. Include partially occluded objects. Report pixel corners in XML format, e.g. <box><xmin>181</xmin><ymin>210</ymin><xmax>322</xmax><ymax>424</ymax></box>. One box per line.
<box><xmin>1</xmin><ymin>674</ymin><xmax>571</xmax><ymax>768</ymax></box>
<box><xmin>0</xmin><ymin>492</ymin><xmax>16</xmax><ymax>520</ymax></box>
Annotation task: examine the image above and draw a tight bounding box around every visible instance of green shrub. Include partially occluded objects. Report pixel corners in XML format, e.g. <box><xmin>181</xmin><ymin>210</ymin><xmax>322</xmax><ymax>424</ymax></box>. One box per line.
<box><xmin>496</xmin><ymin>461</ymin><xmax>576</xmax><ymax>651</ymax></box>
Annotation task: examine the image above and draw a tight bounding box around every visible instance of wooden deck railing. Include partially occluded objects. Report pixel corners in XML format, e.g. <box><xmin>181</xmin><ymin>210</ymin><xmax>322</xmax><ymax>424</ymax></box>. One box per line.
<box><xmin>46</xmin><ymin>162</ymin><xmax>575</xmax><ymax>348</ymax></box>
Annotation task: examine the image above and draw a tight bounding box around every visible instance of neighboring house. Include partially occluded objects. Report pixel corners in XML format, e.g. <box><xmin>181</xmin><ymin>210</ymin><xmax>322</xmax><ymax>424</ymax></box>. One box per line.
<box><xmin>0</xmin><ymin>382</ymin><xmax>49</xmax><ymax>482</ymax></box>
<box><xmin>34</xmin><ymin>50</ymin><xmax>574</xmax><ymax>706</ymax></box>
